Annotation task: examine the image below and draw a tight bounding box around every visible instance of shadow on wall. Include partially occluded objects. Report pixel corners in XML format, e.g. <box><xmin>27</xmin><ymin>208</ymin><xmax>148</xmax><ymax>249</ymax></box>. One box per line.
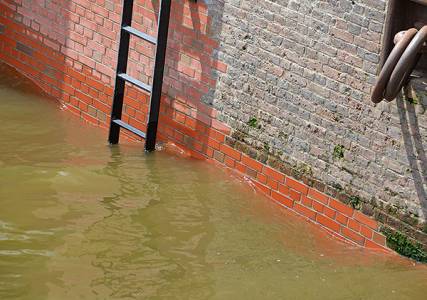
<box><xmin>397</xmin><ymin>95</ymin><xmax>427</xmax><ymax>222</ymax></box>
<box><xmin>0</xmin><ymin>0</ymin><xmax>116</xmax><ymax>125</ymax></box>
<box><xmin>0</xmin><ymin>0</ymin><xmax>228</xmax><ymax>152</ymax></box>
<box><xmin>135</xmin><ymin>0</ymin><xmax>227</xmax><ymax>153</ymax></box>
<box><xmin>0</xmin><ymin>1</ymin><xmax>67</xmax><ymax>103</ymax></box>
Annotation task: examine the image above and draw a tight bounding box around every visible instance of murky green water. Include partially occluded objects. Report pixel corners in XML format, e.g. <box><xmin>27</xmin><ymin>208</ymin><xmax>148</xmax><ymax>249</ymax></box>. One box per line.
<box><xmin>0</xmin><ymin>65</ymin><xmax>427</xmax><ymax>299</ymax></box>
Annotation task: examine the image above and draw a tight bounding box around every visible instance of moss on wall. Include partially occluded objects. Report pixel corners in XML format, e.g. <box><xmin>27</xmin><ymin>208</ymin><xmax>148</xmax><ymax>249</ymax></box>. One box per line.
<box><xmin>381</xmin><ymin>227</ymin><xmax>427</xmax><ymax>263</ymax></box>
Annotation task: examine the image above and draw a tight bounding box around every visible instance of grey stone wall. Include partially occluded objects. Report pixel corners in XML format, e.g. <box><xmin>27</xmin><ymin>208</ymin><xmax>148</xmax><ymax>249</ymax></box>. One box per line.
<box><xmin>208</xmin><ymin>0</ymin><xmax>427</xmax><ymax>238</ymax></box>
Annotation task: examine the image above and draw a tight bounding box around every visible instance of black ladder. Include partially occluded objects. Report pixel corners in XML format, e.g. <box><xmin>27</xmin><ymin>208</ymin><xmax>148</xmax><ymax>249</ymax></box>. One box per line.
<box><xmin>108</xmin><ymin>0</ymin><xmax>172</xmax><ymax>151</ymax></box>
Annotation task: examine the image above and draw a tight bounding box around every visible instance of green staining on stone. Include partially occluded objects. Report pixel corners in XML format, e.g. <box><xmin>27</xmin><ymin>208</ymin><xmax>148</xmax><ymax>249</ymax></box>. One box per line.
<box><xmin>333</xmin><ymin>144</ymin><xmax>345</xmax><ymax>159</ymax></box>
<box><xmin>407</xmin><ymin>96</ymin><xmax>419</xmax><ymax>105</ymax></box>
<box><xmin>402</xmin><ymin>213</ymin><xmax>419</xmax><ymax>227</ymax></box>
<box><xmin>331</xmin><ymin>182</ymin><xmax>343</xmax><ymax>191</ymax></box>
<box><xmin>247</xmin><ymin>117</ymin><xmax>259</xmax><ymax>128</ymax></box>
<box><xmin>292</xmin><ymin>163</ymin><xmax>313</xmax><ymax>178</ymax></box>
<box><xmin>342</xmin><ymin>86</ymin><xmax>351</xmax><ymax>96</ymax></box>
<box><xmin>348</xmin><ymin>195</ymin><xmax>362</xmax><ymax>210</ymax></box>
<box><xmin>405</xmin><ymin>85</ymin><xmax>427</xmax><ymax>105</ymax></box>
<box><xmin>278</xmin><ymin>131</ymin><xmax>288</xmax><ymax>140</ymax></box>
<box><xmin>381</xmin><ymin>228</ymin><xmax>427</xmax><ymax>263</ymax></box>
<box><xmin>386</xmin><ymin>204</ymin><xmax>399</xmax><ymax>217</ymax></box>
<box><xmin>231</xmin><ymin>130</ymin><xmax>248</xmax><ymax>142</ymax></box>
<box><xmin>384</xmin><ymin>187</ymin><xmax>399</xmax><ymax>197</ymax></box>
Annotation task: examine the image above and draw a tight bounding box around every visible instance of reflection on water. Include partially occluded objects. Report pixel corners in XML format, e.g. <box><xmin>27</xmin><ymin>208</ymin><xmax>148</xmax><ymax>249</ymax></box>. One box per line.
<box><xmin>1</xmin><ymin>63</ymin><xmax>427</xmax><ymax>299</ymax></box>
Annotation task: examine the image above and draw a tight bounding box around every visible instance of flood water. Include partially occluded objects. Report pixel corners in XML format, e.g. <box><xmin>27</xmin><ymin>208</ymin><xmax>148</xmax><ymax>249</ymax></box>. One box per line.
<box><xmin>0</xmin><ymin>64</ymin><xmax>426</xmax><ymax>299</ymax></box>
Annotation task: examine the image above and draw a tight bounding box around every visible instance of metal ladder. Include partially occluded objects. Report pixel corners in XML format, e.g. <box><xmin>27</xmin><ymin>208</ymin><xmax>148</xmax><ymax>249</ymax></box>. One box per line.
<box><xmin>108</xmin><ymin>0</ymin><xmax>172</xmax><ymax>151</ymax></box>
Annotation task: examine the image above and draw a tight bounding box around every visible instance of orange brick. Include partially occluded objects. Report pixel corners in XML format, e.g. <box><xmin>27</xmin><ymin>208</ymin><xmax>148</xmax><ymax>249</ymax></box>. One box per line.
<box><xmin>263</xmin><ymin>166</ymin><xmax>285</xmax><ymax>182</ymax></box>
<box><xmin>213</xmin><ymin>60</ymin><xmax>228</xmax><ymax>73</ymax></box>
<box><xmin>62</xmin><ymin>83</ymin><xmax>76</xmax><ymax>95</ymax></box>
<box><xmin>272</xmin><ymin>191</ymin><xmax>293</xmax><ymax>208</ymax></box>
<box><xmin>177</xmin><ymin>63</ymin><xmax>195</xmax><ymax>77</ymax></box>
<box><xmin>75</xmin><ymin>90</ymin><xmax>93</xmax><ymax>104</ymax></box>
<box><xmin>301</xmin><ymin>195</ymin><xmax>313</xmax><ymax>207</ymax></box>
<box><xmin>348</xmin><ymin>219</ymin><xmax>361</xmax><ymax>232</ymax></box>
<box><xmin>342</xmin><ymin>227</ymin><xmax>365</xmax><ymax>245</ymax></box>
<box><xmin>184</xmin><ymin>116</ymin><xmax>197</xmax><ymax>129</ymax></box>
<box><xmin>207</xmin><ymin>129</ymin><xmax>225</xmax><ymax>142</ymax></box>
<box><xmin>323</xmin><ymin>206</ymin><xmax>336</xmax><ymax>219</ymax></box>
<box><xmin>329</xmin><ymin>198</ymin><xmax>354</xmax><ymax>217</ymax></box>
<box><xmin>278</xmin><ymin>183</ymin><xmax>290</xmax><ymax>195</ymax></box>
<box><xmin>206</xmin><ymin>147</ymin><xmax>214</xmax><ymax>158</ymax></box>
<box><xmin>257</xmin><ymin>173</ymin><xmax>268</xmax><ymax>184</ymax></box>
<box><xmin>336</xmin><ymin>213</ymin><xmax>348</xmax><ymax>225</ymax></box>
<box><xmin>207</xmin><ymin>138</ymin><xmax>220</xmax><ymax>150</ymax></box>
<box><xmin>285</xmin><ymin>177</ymin><xmax>308</xmax><ymax>194</ymax></box>
<box><xmin>294</xmin><ymin>203</ymin><xmax>316</xmax><ymax>220</ymax></box>
<box><xmin>317</xmin><ymin>214</ymin><xmax>340</xmax><ymax>232</ymax></box>
<box><xmin>373</xmin><ymin>232</ymin><xmax>386</xmax><ymax>246</ymax></box>
<box><xmin>220</xmin><ymin>144</ymin><xmax>241</xmax><ymax>161</ymax></box>
<box><xmin>211</xmin><ymin>119</ymin><xmax>230</xmax><ymax>134</ymax></box>
<box><xmin>85</xmin><ymin>76</ymin><xmax>104</xmax><ymax>92</ymax></box>
<box><xmin>354</xmin><ymin>211</ymin><xmax>378</xmax><ymax>230</ymax></box>
<box><xmin>189</xmin><ymin>149</ymin><xmax>206</xmax><ymax>160</ymax></box>
<box><xmin>235</xmin><ymin>162</ymin><xmax>246</xmax><ymax>174</ymax></box>
<box><xmin>78</xmin><ymin>100</ymin><xmax>88</xmax><ymax>111</ymax></box>
<box><xmin>365</xmin><ymin>239</ymin><xmax>389</xmax><ymax>252</ymax></box>
<box><xmin>242</xmin><ymin>155</ymin><xmax>263</xmax><ymax>172</ymax></box>
<box><xmin>312</xmin><ymin>200</ymin><xmax>324</xmax><ymax>213</ymax></box>
<box><xmin>308</xmin><ymin>188</ymin><xmax>329</xmax><ymax>204</ymax></box>
<box><xmin>360</xmin><ymin>225</ymin><xmax>373</xmax><ymax>239</ymax></box>
<box><xmin>82</xmin><ymin>112</ymin><xmax>98</xmax><ymax>125</ymax></box>
<box><xmin>267</xmin><ymin>178</ymin><xmax>278</xmax><ymax>190</ymax></box>
<box><xmin>224</xmin><ymin>156</ymin><xmax>235</xmax><ymax>168</ymax></box>
<box><xmin>252</xmin><ymin>180</ymin><xmax>271</xmax><ymax>196</ymax></box>
<box><xmin>289</xmin><ymin>189</ymin><xmax>301</xmax><ymax>202</ymax></box>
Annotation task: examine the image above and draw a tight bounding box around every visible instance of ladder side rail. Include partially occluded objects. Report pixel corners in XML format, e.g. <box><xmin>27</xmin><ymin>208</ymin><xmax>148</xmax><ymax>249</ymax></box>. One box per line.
<box><xmin>144</xmin><ymin>0</ymin><xmax>172</xmax><ymax>151</ymax></box>
<box><xmin>108</xmin><ymin>0</ymin><xmax>134</xmax><ymax>144</ymax></box>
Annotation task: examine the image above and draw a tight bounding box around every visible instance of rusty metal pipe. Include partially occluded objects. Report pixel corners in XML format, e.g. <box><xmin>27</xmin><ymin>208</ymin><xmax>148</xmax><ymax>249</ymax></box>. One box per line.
<box><xmin>411</xmin><ymin>0</ymin><xmax>427</xmax><ymax>6</ymax></box>
<box><xmin>371</xmin><ymin>29</ymin><xmax>418</xmax><ymax>103</ymax></box>
<box><xmin>385</xmin><ymin>26</ymin><xmax>427</xmax><ymax>100</ymax></box>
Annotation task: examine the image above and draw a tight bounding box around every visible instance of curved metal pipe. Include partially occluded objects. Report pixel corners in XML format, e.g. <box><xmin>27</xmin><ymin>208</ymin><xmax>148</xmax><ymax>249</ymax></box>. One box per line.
<box><xmin>385</xmin><ymin>26</ymin><xmax>427</xmax><ymax>100</ymax></box>
<box><xmin>371</xmin><ymin>25</ymin><xmax>427</xmax><ymax>103</ymax></box>
<box><xmin>411</xmin><ymin>0</ymin><xmax>427</xmax><ymax>6</ymax></box>
<box><xmin>371</xmin><ymin>29</ymin><xmax>418</xmax><ymax>103</ymax></box>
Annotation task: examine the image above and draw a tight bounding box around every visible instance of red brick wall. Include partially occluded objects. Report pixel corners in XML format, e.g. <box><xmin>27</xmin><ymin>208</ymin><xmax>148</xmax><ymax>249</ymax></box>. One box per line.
<box><xmin>0</xmin><ymin>0</ymin><xmax>389</xmax><ymax>252</ymax></box>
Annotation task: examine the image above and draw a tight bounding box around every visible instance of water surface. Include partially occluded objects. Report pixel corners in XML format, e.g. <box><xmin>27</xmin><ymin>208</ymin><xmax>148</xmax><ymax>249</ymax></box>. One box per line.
<box><xmin>0</xmin><ymin>64</ymin><xmax>426</xmax><ymax>299</ymax></box>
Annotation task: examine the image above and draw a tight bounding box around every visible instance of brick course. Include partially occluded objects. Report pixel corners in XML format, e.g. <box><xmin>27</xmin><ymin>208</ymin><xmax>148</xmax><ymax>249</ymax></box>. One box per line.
<box><xmin>1</xmin><ymin>0</ymin><xmax>426</xmax><ymax>252</ymax></box>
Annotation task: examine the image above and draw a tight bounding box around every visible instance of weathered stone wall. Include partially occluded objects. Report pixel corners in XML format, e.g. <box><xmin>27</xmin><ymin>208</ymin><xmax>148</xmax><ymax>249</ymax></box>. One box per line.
<box><xmin>210</xmin><ymin>0</ymin><xmax>427</xmax><ymax>244</ymax></box>
<box><xmin>1</xmin><ymin>0</ymin><xmax>426</xmax><ymax>251</ymax></box>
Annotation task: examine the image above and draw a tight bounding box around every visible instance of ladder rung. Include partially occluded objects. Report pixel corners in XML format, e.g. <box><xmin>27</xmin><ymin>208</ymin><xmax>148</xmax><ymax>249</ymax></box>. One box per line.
<box><xmin>122</xmin><ymin>26</ymin><xmax>157</xmax><ymax>45</ymax></box>
<box><xmin>112</xmin><ymin>119</ymin><xmax>146</xmax><ymax>139</ymax></box>
<box><xmin>117</xmin><ymin>73</ymin><xmax>152</xmax><ymax>93</ymax></box>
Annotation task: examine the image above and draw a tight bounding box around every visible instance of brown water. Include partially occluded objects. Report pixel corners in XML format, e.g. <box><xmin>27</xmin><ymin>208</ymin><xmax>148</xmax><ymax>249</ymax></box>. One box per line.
<box><xmin>0</xmin><ymin>66</ymin><xmax>427</xmax><ymax>300</ymax></box>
